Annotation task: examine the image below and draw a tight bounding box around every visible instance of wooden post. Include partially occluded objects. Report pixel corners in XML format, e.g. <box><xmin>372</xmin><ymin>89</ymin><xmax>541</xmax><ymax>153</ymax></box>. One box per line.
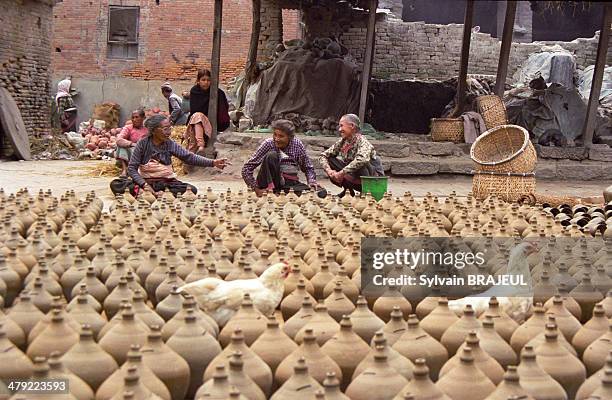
<box><xmin>238</xmin><ymin>0</ymin><xmax>261</xmax><ymax>108</ymax></box>
<box><xmin>207</xmin><ymin>0</ymin><xmax>223</xmax><ymax>149</ymax></box>
<box><xmin>452</xmin><ymin>0</ymin><xmax>475</xmax><ymax>117</ymax></box>
<box><xmin>582</xmin><ymin>4</ymin><xmax>611</xmax><ymax>149</ymax></box>
<box><xmin>494</xmin><ymin>0</ymin><xmax>517</xmax><ymax>97</ymax></box>
<box><xmin>358</xmin><ymin>0</ymin><xmax>377</xmax><ymax>123</ymax></box>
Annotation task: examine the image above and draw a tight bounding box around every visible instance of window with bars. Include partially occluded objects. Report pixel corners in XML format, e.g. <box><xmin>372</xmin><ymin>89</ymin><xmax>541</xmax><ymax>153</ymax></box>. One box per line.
<box><xmin>107</xmin><ymin>6</ymin><xmax>140</xmax><ymax>59</ymax></box>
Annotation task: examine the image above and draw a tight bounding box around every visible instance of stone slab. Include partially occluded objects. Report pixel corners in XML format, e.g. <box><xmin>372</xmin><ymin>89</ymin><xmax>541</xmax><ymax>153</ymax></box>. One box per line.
<box><xmin>370</xmin><ymin>142</ymin><xmax>411</xmax><ymax>158</ymax></box>
<box><xmin>438</xmin><ymin>158</ymin><xmax>474</xmax><ymax>174</ymax></box>
<box><xmin>536</xmin><ymin>145</ymin><xmax>588</xmax><ymax>160</ymax></box>
<box><xmin>414</xmin><ymin>142</ymin><xmax>462</xmax><ymax>157</ymax></box>
<box><xmin>597</xmin><ymin>135</ymin><xmax>612</xmax><ymax>147</ymax></box>
<box><xmin>556</xmin><ymin>161</ymin><xmax>604</xmax><ymax>181</ymax></box>
<box><xmin>390</xmin><ymin>159</ymin><xmax>439</xmax><ymax>175</ymax></box>
<box><xmin>589</xmin><ymin>144</ymin><xmax>612</xmax><ymax>162</ymax></box>
<box><xmin>535</xmin><ymin>162</ymin><xmax>557</xmax><ymax>179</ymax></box>
<box><xmin>0</xmin><ymin>87</ymin><xmax>31</xmax><ymax>160</ymax></box>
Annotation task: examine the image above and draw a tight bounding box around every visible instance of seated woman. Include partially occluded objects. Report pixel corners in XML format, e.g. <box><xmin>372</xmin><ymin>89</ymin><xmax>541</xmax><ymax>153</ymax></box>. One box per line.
<box><xmin>184</xmin><ymin>69</ymin><xmax>230</xmax><ymax>153</ymax></box>
<box><xmin>128</xmin><ymin>114</ymin><xmax>229</xmax><ymax>197</ymax></box>
<box><xmin>115</xmin><ymin>109</ymin><xmax>148</xmax><ymax>177</ymax></box>
<box><xmin>319</xmin><ymin>114</ymin><xmax>384</xmax><ymax>197</ymax></box>
<box><xmin>241</xmin><ymin>119</ymin><xmax>320</xmax><ymax>197</ymax></box>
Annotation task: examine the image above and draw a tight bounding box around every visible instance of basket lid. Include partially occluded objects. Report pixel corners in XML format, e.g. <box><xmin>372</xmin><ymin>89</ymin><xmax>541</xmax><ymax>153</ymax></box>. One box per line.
<box><xmin>470</xmin><ymin>124</ymin><xmax>530</xmax><ymax>166</ymax></box>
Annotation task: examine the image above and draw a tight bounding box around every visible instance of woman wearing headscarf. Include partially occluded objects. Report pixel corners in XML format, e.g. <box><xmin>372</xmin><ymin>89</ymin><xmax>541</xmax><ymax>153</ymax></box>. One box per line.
<box><xmin>128</xmin><ymin>114</ymin><xmax>230</xmax><ymax>197</ymax></box>
<box><xmin>53</xmin><ymin>78</ymin><xmax>77</xmax><ymax>132</ymax></box>
<box><xmin>114</xmin><ymin>109</ymin><xmax>148</xmax><ymax>177</ymax></box>
<box><xmin>184</xmin><ymin>69</ymin><xmax>230</xmax><ymax>154</ymax></box>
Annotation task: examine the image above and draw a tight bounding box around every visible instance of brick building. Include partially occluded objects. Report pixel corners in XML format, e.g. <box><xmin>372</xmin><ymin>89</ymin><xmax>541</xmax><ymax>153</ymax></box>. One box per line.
<box><xmin>52</xmin><ymin>0</ymin><xmax>611</xmax><ymax>127</ymax></box>
<box><xmin>0</xmin><ymin>0</ymin><xmax>57</xmax><ymax>145</ymax></box>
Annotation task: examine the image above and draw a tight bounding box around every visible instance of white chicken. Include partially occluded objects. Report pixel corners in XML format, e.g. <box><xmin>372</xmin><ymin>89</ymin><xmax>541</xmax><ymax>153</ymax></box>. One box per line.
<box><xmin>178</xmin><ymin>262</ymin><xmax>290</xmax><ymax>327</ymax></box>
<box><xmin>448</xmin><ymin>241</ymin><xmax>538</xmax><ymax>323</ymax></box>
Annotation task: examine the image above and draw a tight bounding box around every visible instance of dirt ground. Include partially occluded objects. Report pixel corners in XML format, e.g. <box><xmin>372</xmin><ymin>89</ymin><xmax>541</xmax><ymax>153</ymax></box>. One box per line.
<box><xmin>0</xmin><ymin>160</ymin><xmax>607</xmax><ymax>205</ymax></box>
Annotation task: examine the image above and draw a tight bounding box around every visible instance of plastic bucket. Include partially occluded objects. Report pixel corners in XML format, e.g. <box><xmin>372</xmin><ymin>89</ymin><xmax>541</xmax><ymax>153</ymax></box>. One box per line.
<box><xmin>360</xmin><ymin>176</ymin><xmax>388</xmax><ymax>201</ymax></box>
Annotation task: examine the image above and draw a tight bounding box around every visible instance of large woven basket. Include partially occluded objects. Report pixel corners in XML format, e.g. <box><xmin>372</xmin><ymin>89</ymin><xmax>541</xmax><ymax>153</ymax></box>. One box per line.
<box><xmin>430</xmin><ymin>118</ymin><xmax>464</xmax><ymax>143</ymax></box>
<box><xmin>470</xmin><ymin>124</ymin><xmax>537</xmax><ymax>174</ymax></box>
<box><xmin>472</xmin><ymin>171</ymin><xmax>536</xmax><ymax>202</ymax></box>
<box><xmin>477</xmin><ymin>95</ymin><xmax>508</xmax><ymax>130</ymax></box>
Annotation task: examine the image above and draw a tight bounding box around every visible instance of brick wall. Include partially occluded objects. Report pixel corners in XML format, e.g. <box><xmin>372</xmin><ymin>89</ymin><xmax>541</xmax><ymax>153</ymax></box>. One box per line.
<box><xmin>342</xmin><ymin>13</ymin><xmax>612</xmax><ymax>81</ymax></box>
<box><xmin>282</xmin><ymin>8</ymin><xmax>300</xmax><ymax>42</ymax></box>
<box><xmin>0</xmin><ymin>0</ymin><xmax>55</xmax><ymax>137</ymax></box>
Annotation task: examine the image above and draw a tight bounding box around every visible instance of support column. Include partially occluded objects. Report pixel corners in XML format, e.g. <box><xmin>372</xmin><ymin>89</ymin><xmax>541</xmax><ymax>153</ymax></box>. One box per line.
<box><xmin>358</xmin><ymin>0</ymin><xmax>378</xmax><ymax>123</ymax></box>
<box><xmin>452</xmin><ymin>0</ymin><xmax>475</xmax><ymax>117</ymax></box>
<box><xmin>494</xmin><ymin>0</ymin><xmax>517</xmax><ymax>97</ymax></box>
<box><xmin>207</xmin><ymin>0</ymin><xmax>223</xmax><ymax>150</ymax></box>
<box><xmin>581</xmin><ymin>5</ymin><xmax>611</xmax><ymax>149</ymax></box>
<box><xmin>239</xmin><ymin>0</ymin><xmax>261</xmax><ymax>107</ymax></box>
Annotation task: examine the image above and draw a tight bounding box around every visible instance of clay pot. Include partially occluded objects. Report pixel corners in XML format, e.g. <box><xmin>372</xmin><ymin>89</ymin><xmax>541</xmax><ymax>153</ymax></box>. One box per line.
<box><xmin>323</xmin><ymin>282</ymin><xmax>356</xmax><ymax>322</ymax></box>
<box><xmin>71</xmin><ymin>267</ymin><xmax>109</xmax><ymax>304</ymax></box>
<box><xmin>420</xmin><ymin>298</ymin><xmax>459</xmax><ymax>342</ymax></box>
<box><xmin>281</xmin><ymin>279</ymin><xmax>316</xmax><ymax>321</ymax></box>
<box><xmin>572</xmin><ymin>304</ymin><xmax>608</xmax><ymax>358</ymax></box>
<box><xmin>66</xmin><ymin>293</ymin><xmax>107</xmax><ymax>340</ymax></box>
<box><xmin>370</xmin><ymin>288</ymin><xmax>411</xmax><ymax>324</ymax></box>
<box><xmin>436</xmin><ymin>347</ymin><xmax>496</xmax><ymax>400</ymax></box>
<box><xmin>442</xmin><ymin>331</ymin><xmax>504</xmax><ymax>385</ymax></box>
<box><xmin>483</xmin><ymin>366</ymin><xmax>535</xmax><ymax>400</ymax></box>
<box><xmin>517</xmin><ymin>345</ymin><xmax>568</xmax><ymax>400</ymax></box>
<box><xmin>283</xmin><ymin>297</ymin><xmax>316</xmax><ymax>340</ymax></box>
<box><xmin>526</xmin><ymin>318</ymin><xmax>577</xmax><ymax>357</ymax></box>
<box><xmin>163</xmin><ymin>296</ymin><xmax>216</xmax><ymax>338</ymax></box>
<box><xmin>155</xmin><ymin>267</ymin><xmax>185</xmax><ymax>304</ymax></box>
<box><xmin>354</xmin><ymin>332</ymin><xmax>414</xmax><ymax>381</ymax></box>
<box><xmin>441</xmin><ymin>305</ymin><xmax>483</xmax><ymax>356</ymax></box>
<box><xmin>275</xmin><ymin>328</ymin><xmax>342</xmax><ymax>387</ymax></box>
<box><xmin>108</xmin><ymin>366</ymin><xmax>164</xmax><ymax>400</ymax></box>
<box><xmin>251</xmin><ymin>316</ymin><xmax>298</xmax><ymax>375</ymax></box>
<box><xmin>99</xmin><ymin>307</ymin><xmax>149</xmax><ymax>365</ymax></box>
<box><xmin>479</xmin><ymin>297</ymin><xmax>519</xmax><ymax>342</ymax></box>
<box><xmin>392</xmin><ymin>314</ymin><xmax>448</xmax><ymax>381</ymax></box>
<box><xmin>322</xmin><ymin>372</ymin><xmax>350</xmax><ymax>400</ymax></box>
<box><xmin>584</xmin><ymin>323</ymin><xmax>612</xmax><ymax>376</ymax></box>
<box><xmin>155</xmin><ymin>286</ymin><xmax>184</xmax><ymax>322</ymax></box>
<box><xmin>98</xmin><ymin>344</ymin><xmax>171</xmax><ymax>400</ymax></box>
<box><xmin>599</xmin><ymin>290</ymin><xmax>612</xmax><ymax>318</ymax></box>
<box><xmin>61</xmin><ymin>325</ymin><xmax>118</xmax><ymax>392</ymax></box>
<box><xmin>476</xmin><ymin>316</ymin><xmax>517</xmax><ymax>369</ymax></box>
<box><xmin>391</xmin><ymin>358</ymin><xmax>451</xmax><ymax>400</ymax></box>
<box><xmin>0</xmin><ymin>323</ymin><xmax>33</xmax><ymax>381</ymax></box>
<box><xmin>19</xmin><ymin>357</ymin><xmax>78</xmax><ymax>400</ymax></box>
<box><xmin>576</xmin><ymin>350</ymin><xmax>612</xmax><ymax>400</ymax></box>
<box><xmin>47</xmin><ymin>351</ymin><xmax>95</xmax><ymax>400</ymax></box>
<box><xmin>27</xmin><ymin>309</ymin><xmax>79</xmax><ymax>359</ymax></box>
<box><xmin>570</xmin><ymin>275</ymin><xmax>604</xmax><ymax>323</ymax></box>
<box><xmin>67</xmin><ymin>284</ymin><xmax>102</xmax><ymax>313</ymax></box>
<box><xmin>543</xmin><ymin>285</ymin><xmax>582</xmax><ymax>321</ymax></box>
<box><xmin>534</xmin><ymin>324</ymin><xmax>586</xmax><ymax>399</ymax></box>
<box><xmin>295</xmin><ymin>304</ymin><xmax>340</xmax><ymax>346</ymax></box>
<box><xmin>270</xmin><ymin>358</ymin><xmax>323</xmax><ymax>400</ymax></box>
<box><xmin>204</xmin><ymin>328</ymin><xmax>272</xmax><ymax>396</ymax></box>
<box><xmin>350</xmin><ymin>296</ymin><xmax>385</xmax><ymax>344</ymax></box>
<box><xmin>322</xmin><ymin>267</ymin><xmax>358</xmax><ymax>302</ymax></box>
<box><xmin>192</xmin><ymin>365</ymin><xmax>238</xmax><ymax>400</ymax></box>
<box><xmin>510</xmin><ymin>303</ymin><xmax>547</xmax><ymax>355</ymax></box>
<box><xmin>0</xmin><ymin>253</ymin><xmax>21</xmax><ymax>306</ymax></box>
<box><xmin>320</xmin><ymin>316</ymin><xmax>371</xmax><ymax>390</ymax></box>
<box><xmin>204</xmin><ymin>352</ymin><xmax>265</xmax><ymax>400</ymax></box>
<box><xmin>311</xmin><ymin>262</ymin><xmax>335</xmax><ymax>300</ymax></box>
<box><xmin>0</xmin><ymin>307</ymin><xmax>25</xmax><ymax>350</ymax></box>
<box><xmin>346</xmin><ymin>346</ymin><xmax>409</xmax><ymax>400</ymax></box>
<box><xmin>587</xmin><ymin>368</ymin><xmax>612</xmax><ymax>400</ymax></box>
<box><xmin>104</xmin><ymin>277</ymin><xmax>134</xmax><ymax>320</ymax></box>
<box><xmin>544</xmin><ymin>296</ymin><xmax>582</xmax><ymax>341</ymax></box>
<box><xmin>381</xmin><ymin>307</ymin><xmax>408</xmax><ymax>346</ymax></box>
<box><xmin>219</xmin><ymin>294</ymin><xmax>266</xmax><ymax>347</ymax></box>
<box><xmin>131</xmin><ymin>290</ymin><xmax>165</xmax><ymax>329</ymax></box>
<box><xmin>6</xmin><ymin>292</ymin><xmax>44</xmax><ymax>338</ymax></box>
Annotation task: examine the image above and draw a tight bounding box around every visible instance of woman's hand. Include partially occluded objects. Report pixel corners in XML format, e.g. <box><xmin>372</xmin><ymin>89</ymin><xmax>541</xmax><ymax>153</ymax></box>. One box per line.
<box><xmin>197</xmin><ymin>146</ymin><xmax>205</xmax><ymax>154</ymax></box>
<box><xmin>254</xmin><ymin>187</ymin><xmax>266</xmax><ymax>197</ymax></box>
<box><xmin>213</xmin><ymin>158</ymin><xmax>231</xmax><ymax>169</ymax></box>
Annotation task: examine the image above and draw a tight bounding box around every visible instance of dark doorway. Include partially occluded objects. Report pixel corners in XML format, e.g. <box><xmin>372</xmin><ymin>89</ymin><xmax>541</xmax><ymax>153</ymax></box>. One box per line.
<box><xmin>531</xmin><ymin>2</ymin><xmax>605</xmax><ymax>41</ymax></box>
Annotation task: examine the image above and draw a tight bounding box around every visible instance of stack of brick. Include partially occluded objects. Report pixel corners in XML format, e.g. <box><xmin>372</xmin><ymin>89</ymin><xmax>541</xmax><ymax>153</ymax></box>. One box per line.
<box><xmin>0</xmin><ymin>0</ymin><xmax>55</xmax><ymax>138</ymax></box>
<box><xmin>257</xmin><ymin>0</ymin><xmax>284</xmax><ymax>61</ymax></box>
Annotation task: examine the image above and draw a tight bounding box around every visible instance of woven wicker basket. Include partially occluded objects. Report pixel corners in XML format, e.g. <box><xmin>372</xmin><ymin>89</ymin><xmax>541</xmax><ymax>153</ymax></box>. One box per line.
<box><xmin>477</xmin><ymin>95</ymin><xmax>508</xmax><ymax>130</ymax></box>
<box><xmin>471</xmin><ymin>124</ymin><xmax>537</xmax><ymax>174</ymax></box>
<box><xmin>430</xmin><ymin>118</ymin><xmax>464</xmax><ymax>143</ymax></box>
<box><xmin>472</xmin><ymin>171</ymin><xmax>536</xmax><ymax>202</ymax></box>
